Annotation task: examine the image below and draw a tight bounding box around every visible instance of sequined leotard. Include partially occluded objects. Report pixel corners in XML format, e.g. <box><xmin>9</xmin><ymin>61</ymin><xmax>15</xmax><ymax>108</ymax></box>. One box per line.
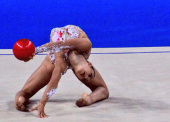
<box><xmin>49</xmin><ymin>25</ymin><xmax>83</xmax><ymax>63</ymax></box>
<box><xmin>35</xmin><ymin>25</ymin><xmax>89</xmax><ymax>74</ymax></box>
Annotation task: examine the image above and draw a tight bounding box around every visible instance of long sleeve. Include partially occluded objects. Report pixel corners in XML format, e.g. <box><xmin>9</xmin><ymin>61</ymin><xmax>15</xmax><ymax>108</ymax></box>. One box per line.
<box><xmin>35</xmin><ymin>38</ymin><xmax>91</xmax><ymax>56</ymax></box>
<box><xmin>35</xmin><ymin>44</ymin><xmax>59</xmax><ymax>55</ymax></box>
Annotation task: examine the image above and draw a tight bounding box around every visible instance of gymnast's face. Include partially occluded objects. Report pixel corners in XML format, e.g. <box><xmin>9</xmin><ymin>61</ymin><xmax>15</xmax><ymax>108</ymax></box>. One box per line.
<box><xmin>73</xmin><ymin>62</ymin><xmax>95</xmax><ymax>82</ymax></box>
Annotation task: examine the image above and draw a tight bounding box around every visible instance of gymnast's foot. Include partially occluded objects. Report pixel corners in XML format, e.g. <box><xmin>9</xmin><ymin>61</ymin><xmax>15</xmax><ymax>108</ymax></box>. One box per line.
<box><xmin>15</xmin><ymin>96</ymin><xmax>29</xmax><ymax>111</ymax></box>
<box><xmin>76</xmin><ymin>92</ymin><xmax>92</xmax><ymax>107</ymax></box>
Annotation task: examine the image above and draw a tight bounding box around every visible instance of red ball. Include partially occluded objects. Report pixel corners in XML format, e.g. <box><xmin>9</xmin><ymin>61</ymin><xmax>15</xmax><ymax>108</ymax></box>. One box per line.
<box><xmin>13</xmin><ymin>38</ymin><xmax>35</xmax><ymax>62</ymax></box>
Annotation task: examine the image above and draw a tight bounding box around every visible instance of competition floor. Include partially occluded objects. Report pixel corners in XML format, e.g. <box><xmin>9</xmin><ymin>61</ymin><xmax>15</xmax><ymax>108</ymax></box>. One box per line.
<box><xmin>0</xmin><ymin>47</ymin><xmax>170</xmax><ymax>122</ymax></box>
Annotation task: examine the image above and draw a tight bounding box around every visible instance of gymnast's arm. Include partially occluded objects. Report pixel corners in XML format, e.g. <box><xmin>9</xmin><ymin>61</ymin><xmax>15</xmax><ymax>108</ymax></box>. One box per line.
<box><xmin>30</xmin><ymin>52</ymin><xmax>68</xmax><ymax>118</ymax></box>
<box><xmin>42</xmin><ymin>52</ymin><xmax>68</xmax><ymax>100</ymax></box>
<box><xmin>35</xmin><ymin>38</ymin><xmax>92</xmax><ymax>55</ymax></box>
<box><xmin>40</xmin><ymin>60</ymin><xmax>62</xmax><ymax>105</ymax></box>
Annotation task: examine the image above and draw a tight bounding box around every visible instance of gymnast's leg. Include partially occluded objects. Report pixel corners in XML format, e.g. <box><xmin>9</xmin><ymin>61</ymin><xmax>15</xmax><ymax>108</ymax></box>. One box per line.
<box><xmin>15</xmin><ymin>55</ymin><xmax>55</xmax><ymax>111</ymax></box>
<box><xmin>76</xmin><ymin>67</ymin><xmax>109</xmax><ymax>107</ymax></box>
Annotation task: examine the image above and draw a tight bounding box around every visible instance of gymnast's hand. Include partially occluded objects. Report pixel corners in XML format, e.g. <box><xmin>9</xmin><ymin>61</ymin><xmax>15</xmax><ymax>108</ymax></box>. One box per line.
<box><xmin>29</xmin><ymin>102</ymin><xmax>48</xmax><ymax>118</ymax></box>
<box><xmin>24</xmin><ymin>53</ymin><xmax>35</xmax><ymax>62</ymax></box>
<box><xmin>29</xmin><ymin>53</ymin><xmax>35</xmax><ymax>60</ymax></box>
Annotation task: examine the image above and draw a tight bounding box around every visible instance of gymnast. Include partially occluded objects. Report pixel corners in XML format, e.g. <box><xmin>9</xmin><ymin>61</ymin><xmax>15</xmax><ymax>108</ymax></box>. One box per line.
<box><xmin>15</xmin><ymin>25</ymin><xmax>109</xmax><ymax>118</ymax></box>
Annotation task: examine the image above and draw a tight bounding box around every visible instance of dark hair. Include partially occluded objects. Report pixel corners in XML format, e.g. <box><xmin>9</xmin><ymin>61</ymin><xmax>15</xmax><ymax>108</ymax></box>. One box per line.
<box><xmin>91</xmin><ymin>66</ymin><xmax>95</xmax><ymax>77</ymax></box>
<box><xmin>87</xmin><ymin>60</ymin><xmax>95</xmax><ymax>77</ymax></box>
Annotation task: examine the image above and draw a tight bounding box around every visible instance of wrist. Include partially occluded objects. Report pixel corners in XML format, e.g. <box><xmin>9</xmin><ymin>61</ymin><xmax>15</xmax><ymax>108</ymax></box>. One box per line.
<box><xmin>39</xmin><ymin>102</ymin><xmax>45</xmax><ymax>106</ymax></box>
<box><xmin>40</xmin><ymin>98</ymin><xmax>48</xmax><ymax>106</ymax></box>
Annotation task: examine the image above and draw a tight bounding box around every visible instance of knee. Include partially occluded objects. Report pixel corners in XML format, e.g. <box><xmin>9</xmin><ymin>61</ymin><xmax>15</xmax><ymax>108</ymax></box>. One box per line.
<box><xmin>15</xmin><ymin>91</ymin><xmax>24</xmax><ymax>97</ymax></box>
<box><xmin>42</xmin><ymin>55</ymin><xmax>55</xmax><ymax>72</ymax></box>
<box><xmin>45</xmin><ymin>64</ymin><xmax>54</xmax><ymax>74</ymax></box>
<box><xmin>15</xmin><ymin>90</ymin><xmax>31</xmax><ymax>99</ymax></box>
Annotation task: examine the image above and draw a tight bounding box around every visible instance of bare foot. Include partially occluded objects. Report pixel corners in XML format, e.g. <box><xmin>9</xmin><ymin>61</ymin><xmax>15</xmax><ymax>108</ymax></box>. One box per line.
<box><xmin>76</xmin><ymin>92</ymin><xmax>92</xmax><ymax>107</ymax></box>
<box><xmin>15</xmin><ymin>96</ymin><xmax>28</xmax><ymax>111</ymax></box>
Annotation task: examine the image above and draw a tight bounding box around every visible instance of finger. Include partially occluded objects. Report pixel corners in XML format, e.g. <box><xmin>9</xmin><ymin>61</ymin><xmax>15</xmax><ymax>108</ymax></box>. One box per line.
<box><xmin>37</xmin><ymin>111</ymin><xmax>41</xmax><ymax>118</ymax></box>
<box><xmin>38</xmin><ymin>113</ymin><xmax>41</xmax><ymax>118</ymax></box>
<box><xmin>29</xmin><ymin>56</ymin><xmax>33</xmax><ymax>59</ymax></box>
<box><xmin>41</xmin><ymin>113</ymin><xmax>44</xmax><ymax>118</ymax></box>
<box><xmin>43</xmin><ymin>113</ymin><xmax>47</xmax><ymax>118</ymax></box>
<box><xmin>44</xmin><ymin>114</ymin><xmax>49</xmax><ymax>118</ymax></box>
<box><xmin>29</xmin><ymin>105</ymin><xmax>38</xmax><ymax>112</ymax></box>
<box><xmin>38</xmin><ymin>112</ymin><xmax>43</xmax><ymax>118</ymax></box>
<box><xmin>29</xmin><ymin>107</ymin><xmax>37</xmax><ymax>112</ymax></box>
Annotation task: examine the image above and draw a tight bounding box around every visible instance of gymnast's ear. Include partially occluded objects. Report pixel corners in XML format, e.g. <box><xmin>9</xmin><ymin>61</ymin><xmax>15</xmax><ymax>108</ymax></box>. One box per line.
<box><xmin>88</xmin><ymin>61</ymin><xmax>92</xmax><ymax>67</ymax></box>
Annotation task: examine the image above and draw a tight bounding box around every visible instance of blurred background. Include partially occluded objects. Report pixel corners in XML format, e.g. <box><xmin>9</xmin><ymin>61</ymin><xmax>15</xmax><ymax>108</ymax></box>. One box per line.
<box><xmin>0</xmin><ymin>0</ymin><xmax>170</xmax><ymax>49</ymax></box>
